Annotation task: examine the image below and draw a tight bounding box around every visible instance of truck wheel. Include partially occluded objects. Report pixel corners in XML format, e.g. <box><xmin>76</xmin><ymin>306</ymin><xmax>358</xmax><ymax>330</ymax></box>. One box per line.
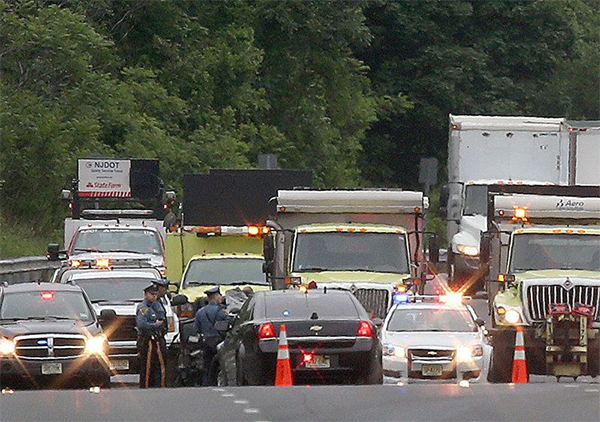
<box><xmin>588</xmin><ymin>336</ymin><xmax>600</xmax><ymax>377</ymax></box>
<box><xmin>488</xmin><ymin>331</ymin><xmax>514</xmax><ymax>383</ymax></box>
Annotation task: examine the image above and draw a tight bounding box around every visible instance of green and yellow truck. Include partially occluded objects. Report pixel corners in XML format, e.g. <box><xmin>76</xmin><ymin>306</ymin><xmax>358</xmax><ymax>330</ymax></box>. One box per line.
<box><xmin>482</xmin><ymin>187</ymin><xmax>600</xmax><ymax>381</ymax></box>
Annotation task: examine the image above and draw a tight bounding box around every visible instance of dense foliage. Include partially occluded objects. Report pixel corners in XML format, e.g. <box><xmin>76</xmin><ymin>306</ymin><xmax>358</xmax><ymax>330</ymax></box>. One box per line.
<box><xmin>1</xmin><ymin>0</ymin><xmax>598</xmax><ymax>235</ymax></box>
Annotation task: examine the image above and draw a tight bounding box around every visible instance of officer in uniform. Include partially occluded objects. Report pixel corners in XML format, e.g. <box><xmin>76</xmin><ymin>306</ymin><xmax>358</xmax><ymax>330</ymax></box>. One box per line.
<box><xmin>136</xmin><ymin>284</ymin><xmax>167</xmax><ymax>388</ymax></box>
<box><xmin>151</xmin><ymin>278</ymin><xmax>170</xmax><ymax>384</ymax></box>
<box><xmin>194</xmin><ymin>286</ymin><xmax>228</xmax><ymax>386</ymax></box>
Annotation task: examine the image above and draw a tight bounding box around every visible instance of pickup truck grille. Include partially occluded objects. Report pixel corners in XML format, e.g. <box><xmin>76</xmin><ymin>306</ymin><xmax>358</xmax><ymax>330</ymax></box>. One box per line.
<box><xmin>525</xmin><ymin>284</ymin><xmax>600</xmax><ymax>322</ymax></box>
<box><xmin>15</xmin><ymin>335</ymin><xmax>86</xmax><ymax>359</ymax></box>
<box><xmin>353</xmin><ymin>289</ymin><xmax>389</xmax><ymax>319</ymax></box>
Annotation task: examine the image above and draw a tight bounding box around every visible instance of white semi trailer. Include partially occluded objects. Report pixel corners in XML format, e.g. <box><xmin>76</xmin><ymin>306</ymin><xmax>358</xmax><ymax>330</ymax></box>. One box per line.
<box><xmin>443</xmin><ymin>115</ymin><xmax>600</xmax><ymax>292</ymax></box>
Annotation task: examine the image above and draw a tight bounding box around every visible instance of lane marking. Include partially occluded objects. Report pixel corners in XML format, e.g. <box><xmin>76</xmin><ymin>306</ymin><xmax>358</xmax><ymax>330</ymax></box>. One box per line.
<box><xmin>234</xmin><ymin>399</ymin><xmax>249</xmax><ymax>404</ymax></box>
<box><xmin>584</xmin><ymin>389</ymin><xmax>599</xmax><ymax>393</ymax></box>
<box><xmin>244</xmin><ymin>409</ymin><xmax>260</xmax><ymax>414</ymax></box>
<box><xmin>221</xmin><ymin>393</ymin><xmax>235</xmax><ymax>397</ymax></box>
<box><xmin>563</xmin><ymin>384</ymin><xmax>579</xmax><ymax>388</ymax></box>
<box><xmin>212</xmin><ymin>388</ymin><xmax>225</xmax><ymax>392</ymax></box>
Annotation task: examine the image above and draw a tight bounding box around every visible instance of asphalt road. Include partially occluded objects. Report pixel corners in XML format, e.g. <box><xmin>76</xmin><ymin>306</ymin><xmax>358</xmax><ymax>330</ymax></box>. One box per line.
<box><xmin>2</xmin><ymin>383</ymin><xmax>599</xmax><ymax>422</ymax></box>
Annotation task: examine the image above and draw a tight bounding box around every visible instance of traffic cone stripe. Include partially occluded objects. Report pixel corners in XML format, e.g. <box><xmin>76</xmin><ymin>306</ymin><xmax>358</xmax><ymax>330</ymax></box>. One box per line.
<box><xmin>511</xmin><ymin>326</ymin><xmax>529</xmax><ymax>383</ymax></box>
<box><xmin>275</xmin><ymin>324</ymin><xmax>293</xmax><ymax>386</ymax></box>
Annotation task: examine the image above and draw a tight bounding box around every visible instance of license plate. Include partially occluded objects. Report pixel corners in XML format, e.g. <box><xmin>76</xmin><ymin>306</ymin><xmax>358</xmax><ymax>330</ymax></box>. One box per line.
<box><xmin>306</xmin><ymin>355</ymin><xmax>330</xmax><ymax>369</ymax></box>
<box><xmin>110</xmin><ymin>359</ymin><xmax>130</xmax><ymax>371</ymax></box>
<box><xmin>421</xmin><ymin>364</ymin><xmax>443</xmax><ymax>377</ymax></box>
<box><xmin>41</xmin><ymin>363</ymin><xmax>62</xmax><ymax>375</ymax></box>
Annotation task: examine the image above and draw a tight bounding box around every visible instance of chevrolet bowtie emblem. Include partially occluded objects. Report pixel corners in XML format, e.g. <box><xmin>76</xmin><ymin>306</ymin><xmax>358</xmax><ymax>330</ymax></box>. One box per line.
<box><xmin>427</xmin><ymin>351</ymin><xmax>437</xmax><ymax>356</ymax></box>
<box><xmin>310</xmin><ymin>325</ymin><xmax>323</xmax><ymax>332</ymax></box>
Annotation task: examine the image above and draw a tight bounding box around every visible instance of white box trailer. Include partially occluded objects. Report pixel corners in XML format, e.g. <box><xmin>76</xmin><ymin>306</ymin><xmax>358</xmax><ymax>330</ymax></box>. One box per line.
<box><xmin>445</xmin><ymin>115</ymin><xmax>569</xmax><ymax>292</ymax></box>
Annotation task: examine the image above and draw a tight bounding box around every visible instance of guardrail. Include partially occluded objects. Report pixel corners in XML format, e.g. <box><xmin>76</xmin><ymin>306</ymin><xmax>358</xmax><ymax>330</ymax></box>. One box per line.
<box><xmin>0</xmin><ymin>256</ymin><xmax>60</xmax><ymax>284</ymax></box>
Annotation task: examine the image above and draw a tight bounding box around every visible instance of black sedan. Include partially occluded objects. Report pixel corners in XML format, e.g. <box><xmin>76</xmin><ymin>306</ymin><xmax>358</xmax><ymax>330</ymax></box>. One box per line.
<box><xmin>0</xmin><ymin>282</ymin><xmax>111</xmax><ymax>388</ymax></box>
<box><xmin>217</xmin><ymin>289</ymin><xmax>382</xmax><ymax>385</ymax></box>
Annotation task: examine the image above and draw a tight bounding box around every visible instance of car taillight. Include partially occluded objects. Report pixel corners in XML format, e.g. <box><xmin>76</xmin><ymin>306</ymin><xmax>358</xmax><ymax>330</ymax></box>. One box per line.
<box><xmin>357</xmin><ymin>321</ymin><xmax>373</xmax><ymax>337</ymax></box>
<box><xmin>258</xmin><ymin>322</ymin><xmax>275</xmax><ymax>340</ymax></box>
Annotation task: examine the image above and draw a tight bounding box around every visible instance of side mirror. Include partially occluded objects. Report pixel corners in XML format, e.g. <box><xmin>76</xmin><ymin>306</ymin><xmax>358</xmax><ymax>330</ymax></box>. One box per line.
<box><xmin>440</xmin><ymin>185</ymin><xmax>449</xmax><ymax>212</ymax></box>
<box><xmin>429</xmin><ymin>235</ymin><xmax>440</xmax><ymax>264</ymax></box>
<box><xmin>475</xmin><ymin>318</ymin><xmax>485</xmax><ymax>327</ymax></box>
<box><xmin>100</xmin><ymin>309</ymin><xmax>117</xmax><ymax>321</ymax></box>
<box><xmin>214</xmin><ymin>320</ymin><xmax>231</xmax><ymax>332</ymax></box>
<box><xmin>171</xmin><ymin>294</ymin><xmax>189</xmax><ymax>306</ymax></box>
<box><xmin>46</xmin><ymin>243</ymin><xmax>60</xmax><ymax>261</ymax></box>
<box><xmin>480</xmin><ymin>233</ymin><xmax>491</xmax><ymax>264</ymax></box>
<box><xmin>263</xmin><ymin>233</ymin><xmax>275</xmax><ymax>264</ymax></box>
<box><xmin>372</xmin><ymin>318</ymin><xmax>384</xmax><ymax>328</ymax></box>
<box><xmin>262</xmin><ymin>260</ymin><xmax>274</xmax><ymax>275</ymax></box>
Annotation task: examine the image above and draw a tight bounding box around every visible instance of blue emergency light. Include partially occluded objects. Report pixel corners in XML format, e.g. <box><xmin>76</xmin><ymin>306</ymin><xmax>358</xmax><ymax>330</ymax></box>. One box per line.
<box><xmin>393</xmin><ymin>293</ymin><xmax>409</xmax><ymax>304</ymax></box>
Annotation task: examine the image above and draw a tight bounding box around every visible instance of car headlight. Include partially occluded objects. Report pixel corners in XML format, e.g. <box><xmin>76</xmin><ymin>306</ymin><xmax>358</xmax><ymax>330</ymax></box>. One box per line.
<box><xmin>85</xmin><ymin>336</ymin><xmax>107</xmax><ymax>355</ymax></box>
<box><xmin>0</xmin><ymin>338</ymin><xmax>15</xmax><ymax>355</ymax></box>
<box><xmin>457</xmin><ymin>244</ymin><xmax>479</xmax><ymax>257</ymax></box>
<box><xmin>456</xmin><ymin>345</ymin><xmax>483</xmax><ymax>362</ymax></box>
<box><xmin>383</xmin><ymin>343</ymin><xmax>406</xmax><ymax>358</ymax></box>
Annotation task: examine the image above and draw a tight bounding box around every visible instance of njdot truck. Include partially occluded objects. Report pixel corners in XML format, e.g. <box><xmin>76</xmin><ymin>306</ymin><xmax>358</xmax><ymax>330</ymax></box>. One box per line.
<box><xmin>165</xmin><ymin>169</ymin><xmax>311</xmax><ymax>312</ymax></box>
<box><xmin>444</xmin><ymin>116</ymin><xmax>600</xmax><ymax>293</ymax></box>
<box><xmin>263</xmin><ymin>189</ymin><xmax>438</xmax><ymax>319</ymax></box>
<box><xmin>482</xmin><ymin>187</ymin><xmax>600</xmax><ymax>381</ymax></box>
<box><xmin>47</xmin><ymin>158</ymin><xmax>175</xmax><ymax>273</ymax></box>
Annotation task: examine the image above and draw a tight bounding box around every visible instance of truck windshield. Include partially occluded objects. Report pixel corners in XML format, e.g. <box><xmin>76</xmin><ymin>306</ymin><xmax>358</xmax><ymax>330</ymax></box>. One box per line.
<box><xmin>464</xmin><ymin>185</ymin><xmax>488</xmax><ymax>216</ymax></box>
<box><xmin>0</xmin><ymin>291</ymin><xmax>93</xmax><ymax>321</ymax></box>
<box><xmin>71</xmin><ymin>229</ymin><xmax>162</xmax><ymax>255</ymax></box>
<box><xmin>293</xmin><ymin>232</ymin><xmax>409</xmax><ymax>273</ymax></box>
<box><xmin>510</xmin><ymin>234</ymin><xmax>600</xmax><ymax>272</ymax></box>
<box><xmin>386</xmin><ymin>308</ymin><xmax>476</xmax><ymax>332</ymax></box>
<box><xmin>183</xmin><ymin>258</ymin><xmax>268</xmax><ymax>287</ymax></box>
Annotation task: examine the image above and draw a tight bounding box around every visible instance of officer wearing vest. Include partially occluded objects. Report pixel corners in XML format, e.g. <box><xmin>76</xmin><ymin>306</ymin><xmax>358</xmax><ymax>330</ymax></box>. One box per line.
<box><xmin>194</xmin><ymin>286</ymin><xmax>228</xmax><ymax>386</ymax></box>
<box><xmin>136</xmin><ymin>284</ymin><xmax>166</xmax><ymax>388</ymax></box>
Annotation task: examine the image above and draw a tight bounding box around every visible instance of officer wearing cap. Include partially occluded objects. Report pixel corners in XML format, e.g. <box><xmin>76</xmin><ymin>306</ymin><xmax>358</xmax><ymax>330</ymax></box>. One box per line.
<box><xmin>136</xmin><ymin>284</ymin><xmax>166</xmax><ymax>388</ymax></box>
<box><xmin>194</xmin><ymin>286</ymin><xmax>227</xmax><ymax>386</ymax></box>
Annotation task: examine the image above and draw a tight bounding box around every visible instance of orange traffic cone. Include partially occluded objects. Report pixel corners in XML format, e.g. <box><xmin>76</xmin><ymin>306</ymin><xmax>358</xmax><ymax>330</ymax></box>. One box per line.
<box><xmin>511</xmin><ymin>326</ymin><xmax>529</xmax><ymax>383</ymax></box>
<box><xmin>275</xmin><ymin>324</ymin><xmax>293</xmax><ymax>386</ymax></box>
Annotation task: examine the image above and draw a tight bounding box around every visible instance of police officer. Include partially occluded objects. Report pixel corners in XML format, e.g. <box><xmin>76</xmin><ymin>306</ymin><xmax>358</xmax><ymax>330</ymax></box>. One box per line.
<box><xmin>136</xmin><ymin>284</ymin><xmax>167</xmax><ymax>388</ymax></box>
<box><xmin>194</xmin><ymin>286</ymin><xmax>227</xmax><ymax>386</ymax></box>
<box><xmin>151</xmin><ymin>278</ymin><xmax>170</xmax><ymax>383</ymax></box>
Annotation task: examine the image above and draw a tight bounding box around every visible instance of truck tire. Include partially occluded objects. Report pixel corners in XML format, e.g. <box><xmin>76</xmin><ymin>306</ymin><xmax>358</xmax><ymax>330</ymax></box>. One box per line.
<box><xmin>588</xmin><ymin>336</ymin><xmax>600</xmax><ymax>377</ymax></box>
<box><xmin>488</xmin><ymin>330</ymin><xmax>514</xmax><ymax>383</ymax></box>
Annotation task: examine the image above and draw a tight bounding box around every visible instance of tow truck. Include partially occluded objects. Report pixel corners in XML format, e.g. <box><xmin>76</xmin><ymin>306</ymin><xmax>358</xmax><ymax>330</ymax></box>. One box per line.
<box><xmin>481</xmin><ymin>187</ymin><xmax>600</xmax><ymax>381</ymax></box>
<box><xmin>263</xmin><ymin>189</ymin><xmax>439</xmax><ymax>318</ymax></box>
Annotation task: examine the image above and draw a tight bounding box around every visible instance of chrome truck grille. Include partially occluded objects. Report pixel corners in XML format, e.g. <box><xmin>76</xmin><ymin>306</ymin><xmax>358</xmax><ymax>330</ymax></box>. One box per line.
<box><xmin>409</xmin><ymin>349</ymin><xmax>454</xmax><ymax>363</ymax></box>
<box><xmin>14</xmin><ymin>335</ymin><xmax>87</xmax><ymax>359</ymax></box>
<box><xmin>353</xmin><ymin>289</ymin><xmax>389</xmax><ymax>319</ymax></box>
<box><xmin>523</xmin><ymin>281</ymin><xmax>600</xmax><ymax>322</ymax></box>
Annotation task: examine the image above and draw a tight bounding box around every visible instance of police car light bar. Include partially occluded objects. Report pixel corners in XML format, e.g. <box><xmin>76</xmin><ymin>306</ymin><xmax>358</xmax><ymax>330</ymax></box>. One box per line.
<box><xmin>494</xmin><ymin>194</ymin><xmax>600</xmax><ymax>220</ymax></box>
<box><xmin>276</xmin><ymin>190</ymin><xmax>427</xmax><ymax>214</ymax></box>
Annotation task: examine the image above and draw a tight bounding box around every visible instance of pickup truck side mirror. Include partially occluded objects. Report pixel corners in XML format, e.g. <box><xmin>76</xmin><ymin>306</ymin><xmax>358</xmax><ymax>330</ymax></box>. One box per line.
<box><xmin>171</xmin><ymin>294</ymin><xmax>189</xmax><ymax>306</ymax></box>
<box><xmin>47</xmin><ymin>243</ymin><xmax>61</xmax><ymax>261</ymax></box>
<box><xmin>100</xmin><ymin>309</ymin><xmax>117</xmax><ymax>321</ymax></box>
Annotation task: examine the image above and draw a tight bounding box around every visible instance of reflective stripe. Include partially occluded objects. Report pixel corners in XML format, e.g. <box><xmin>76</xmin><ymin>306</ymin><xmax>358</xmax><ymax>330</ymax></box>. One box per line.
<box><xmin>156</xmin><ymin>340</ymin><xmax>166</xmax><ymax>388</ymax></box>
<box><xmin>514</xmin><ymin>350</ymin><xmax>526</xmax><ymax>360</ymax></box>
<box><xmin>145</xmin><ymin>340</ymin><xmax>153</xmax><ymax>388</ymax></box>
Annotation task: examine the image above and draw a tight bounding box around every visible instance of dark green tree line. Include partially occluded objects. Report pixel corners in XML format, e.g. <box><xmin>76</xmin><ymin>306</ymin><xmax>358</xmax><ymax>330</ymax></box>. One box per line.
<box><xmin>1</xmin><ymin>0</ymin><xmax>597</xmax><ymax>235</ymax></box>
